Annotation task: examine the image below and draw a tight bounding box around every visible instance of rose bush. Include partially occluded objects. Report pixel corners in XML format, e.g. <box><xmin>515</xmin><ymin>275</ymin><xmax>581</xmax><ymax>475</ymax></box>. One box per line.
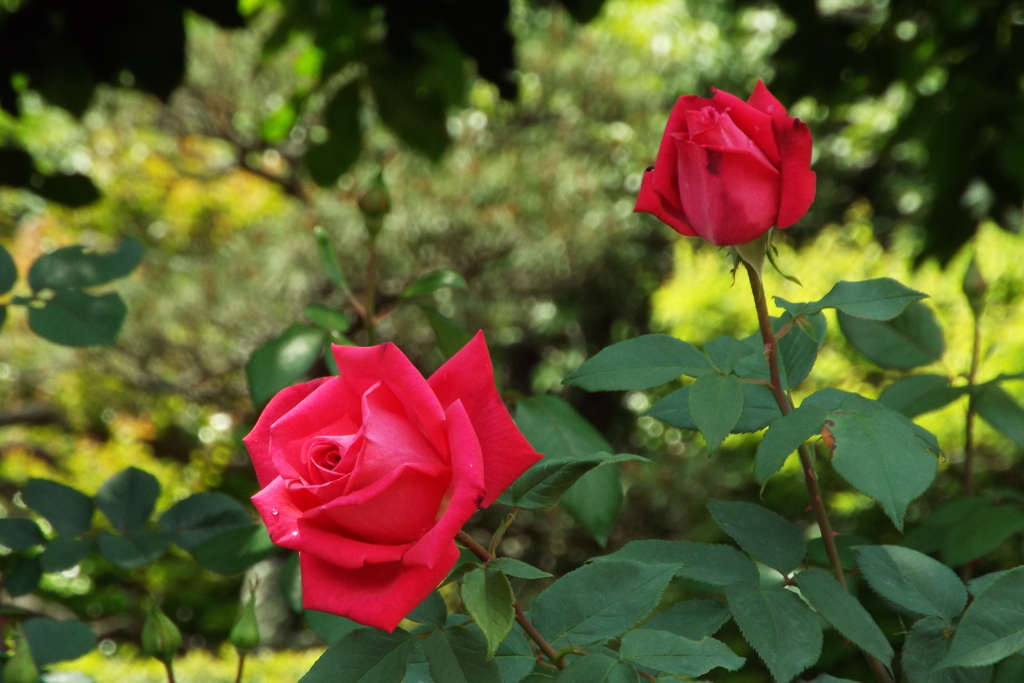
<box><xmin>635</xmin><ymin>79</ymin><xmax>816</xmax><ymax>246</ymax></box>
<box><xmin>243</xmin><ymin>332</ymin><xmax>542</xmax><ymax>631</ymax></box>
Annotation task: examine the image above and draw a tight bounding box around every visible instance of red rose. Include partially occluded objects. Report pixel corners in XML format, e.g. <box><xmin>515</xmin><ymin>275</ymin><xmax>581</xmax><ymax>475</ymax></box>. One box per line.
<box><xmin>635</xmin><ymin>79</ymin><xmax>816</xmax><ymax>246</ymax></box>
<box><xmin>243</xmin><ymin>332</ymin><xmax>541</xmax><ymax>631</ymax></box>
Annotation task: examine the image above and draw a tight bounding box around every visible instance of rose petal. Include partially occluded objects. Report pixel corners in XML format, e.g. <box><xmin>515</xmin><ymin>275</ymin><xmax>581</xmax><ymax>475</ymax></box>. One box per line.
<box><xmin>295</xmin><ymin>516</ymin><xmax>412</xmax><ymax>568</ymax></box>
<box><xmin>634</xmin><ymin>168</ymin><xmax>697</xmax><ymax>236</ymax></box>
<box><xmin>652</xmin><ymin>95</ymin><xmax>709</xmax><ymax>211</ymax></box>
<box><xmin>688</xmin><ymin>111</ymin><xmax>775</xmax><ymax>171</ymax></box>
<box><xmin>710</xmin><ymin>87</ymin><xmax>780</xmax><ymax>166</ymax></box>
<box><xmin>251</xmin><ymin>476</ymin><xmax>305</xmax><ymax>552</ymax></box>
<box><xmin>402</xmin><ymin>400</ymin><xmax>486</xmax><ymax>567</ymax></box>
<box><xmin>299</xmin><ymin>542</ymin><xmax>459</xmax><ymax>632</ymax></box>
<box><xmin>345</xmin><ymin>382</ymin><xmax>446</xmax><ymax>491</ymax></box>
<box><xmin>331</xmin><ymin>343</ymin><xmax>447</xmax><ymax>454</ymax></box>
<box><xmin>309</xmin><ymin>461</ymin><xmax>450</xmax><ymax>545</ymax></box>
<box><xmin>674</xmin><ymin>139</ymin><xmax>781</xmax><ymax>246</ymax></box>
<box><xmin>746</xmin><ymin>79</ymin><xmax>788</xmax><ymax>119</ymax></box>
<box><xmin>775</xmin><ymin>117</ymin><xmax>817</xmax><ymax>228</ymax></box>
<box><xmin>244</xmin><ymin>377</ymin><xmax>330</xmax><ymax>488</ymax></box>
<box><xmin>427</xmin><ymin>333</ymin><xmax>542</xmax><ymax>507</ymax></box>
<box><xmin>269</xmin><ymin>376</ymin><xmax>362</xmax><ymax>482</ymax></box>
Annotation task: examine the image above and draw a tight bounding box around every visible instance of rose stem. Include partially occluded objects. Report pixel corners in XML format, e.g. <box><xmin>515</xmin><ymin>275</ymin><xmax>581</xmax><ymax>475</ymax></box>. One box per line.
<box><xmin>364</xmin><ymin>237</ymin><xmax>378</xmax><ymax>346</ymax></box>
<box><xmin>163</xmin><ymin>661</ymin><xmax>177</xmax><ymax>683</ymax></box>
<box><xmin>961</xmin><ymin>308</ymin><xmax>983</xmax><ymax>582</ymax></box>
<box><xmin>743</xmin><ymin>261</ymin><xmax>894</xmax><ymax>683</ymax></box>
<box><xmin>234</xmin><ymin>653</ymin><xmax>246</xmax><ymax>683</ymax></box>
<box><xmin>455</xmin><ymin>530</ymin><xmax>563</xmax><ymax>669</ymax></box>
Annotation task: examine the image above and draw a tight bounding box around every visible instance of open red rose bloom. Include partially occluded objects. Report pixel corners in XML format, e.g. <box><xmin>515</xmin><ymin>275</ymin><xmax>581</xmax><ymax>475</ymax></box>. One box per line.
<box><xmin>635</xmin><ymin>79</ymin><xmax>816</xmax><ymax>246</ymax></box>
<box><xmin>243</xmin><ymin>332</ymin><xmax>542</xmax><ymax>631</ymax></box>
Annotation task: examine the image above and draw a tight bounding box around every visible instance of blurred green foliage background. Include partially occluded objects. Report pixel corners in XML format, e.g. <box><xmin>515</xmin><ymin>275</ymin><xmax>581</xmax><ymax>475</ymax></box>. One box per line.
<box><xmin>1</xmin><ymin>0</ymin><xmax>1023</xmax><ymax>680</ymax></box>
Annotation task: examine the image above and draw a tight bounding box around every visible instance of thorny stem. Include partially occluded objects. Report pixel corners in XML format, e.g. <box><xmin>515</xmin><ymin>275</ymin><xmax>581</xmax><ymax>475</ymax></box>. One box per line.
<box><xmin>365</xmin><ymin>238</ymin><xmax>378</xmax><ymax>345</ymax></box>
<box><xmin>743</xmin><ymin>262</ymin><xmax>894</xmax><ymax>683</ymax></box>
<box><xmin>455</xmin><ymin>530</ymin><xmax>563</xmax><ymax>670</ymax></box>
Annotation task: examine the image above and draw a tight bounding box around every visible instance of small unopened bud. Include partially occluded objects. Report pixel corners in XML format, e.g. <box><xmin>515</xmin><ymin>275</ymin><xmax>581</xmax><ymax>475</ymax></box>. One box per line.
<box><xmin>141</xmin><ymin>604</ymin><xmax>182</xmax><ymax>664</ymax></box>
<box><xmin>3</xmin><ymin>634</ymin><xmax>39</xmax><ymax>683</ymax></box>
<box><xmin>229</xmin><ymin>591</ymin><xmax>261</xmax><ymax>654</ymax></box>
<box><xmin>358</xmin><ymin>171</ymin><xmax>390</xmax><ymax>239</ymax></box>
<box><xmin>962</xmin><ymin>257</ymin><xmax>987</xmax><ymax>315</ymax></box>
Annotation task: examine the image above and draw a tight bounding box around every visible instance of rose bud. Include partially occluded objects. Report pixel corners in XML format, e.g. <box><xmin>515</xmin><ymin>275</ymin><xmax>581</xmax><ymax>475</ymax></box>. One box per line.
<box><xmin>635</xmin><ymin>80</ymin><xmax>816</xmax><ymax>246</ymax></box>
<box><xmin>961</xmin><ymin>256</ymin><xmax>987</xmax><ymax>315</ymax></box>
<box><xmin>243</xmin><ymin>332</ymin><xmax>542</xmax><ymax>631</ymax></box>
<box><xmin>358</xmin><ymin>170</ymin><xmax>391</xmax><ymax>239</ymax></box>
<box><xmin>141</xmin><ymin>604</ymin><xmax>182</xmax><ymax>664</ymax></box>
<box><xmin>229</xmin><ymin>591</ymin><xmax>261</xmax><ymax>654</ymax></box>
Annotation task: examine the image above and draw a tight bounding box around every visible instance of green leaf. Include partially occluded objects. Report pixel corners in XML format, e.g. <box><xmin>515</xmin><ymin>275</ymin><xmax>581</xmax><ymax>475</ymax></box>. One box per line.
<box><xmin>974</xmin><ymin>383</ymin><xmax>1024</xmax><ymax>449</ymax></box>
<box><xmin>995</xmin><ymin>656</ymin><xmax>1024</xmax><ymax>683</ymax></box>
<box><xmin>96</xmin><ymin>529</ymin><xmax>168</xmax><ymax>568</ymax></box>
<box><xmin>726</xmin><ymin>582</ymin><xmax>823</xmax><ymax>683</ymax></box>
<box><xmin>941</xmin><ymin>504</ymin><xmax>1024</xmax><ymax>567</ymax></box>
<box><xmin>878</xmin><ymin>374</ymin><xmax>967</xmax><ymax>418</ymax></box>
<box><xmin>305</xmin><ymin>80</ymin><xmax>361</xmax><ymax>187</ymax></box>
<box><xmin>408</xmin><ymin>590</ymin><xmax>447</xmax><ymax>628</ymax></box>
<box><xmin>754</xmin><ymin>403</ymin><xmax>830</xmax><ymax>484</ymax></box>
<box><xmin>497</xmin><ymin>452</ymin><xmax>644</xmax><ymax>510</ymax></box>
<box><xmin>807</xmin><ymin>676</ymin><xmax>861</xmax><ymax>683</ymax></box>
<box><xmin>27</xmin><ymin>237</ymin><xmax>143</xmax><ymax>291</ymax></box>
<box><xmin>304</xmin><ymin>304</ymin><xmax>350</xmax><ymax>333</ymax></box>
<box><xmin>689</xmin><ymin>373</ymin><xmax>744</xmax><ymax>452</ymax></box>
<box><xmin>647</xmin><ymin>382</ymin><xmax>782</xmax><ymax>434</ymax></box>
<box><xmin>776</xmin><ymin>311</ymin><xmax>827</xmax><ymax>389</ymax></box>
<box><xmin>619</xmin><ymin>629</ymin><xmax>745</xmax><ymax>677</ymax></box>
<box><xmin>0</xmin><ymin>518</ymin><xmax>46</xmax><ymax>551</ymax></box>
<box><xmin>556</xmin><ymin>653</ymin><xmax>639</xmax><ymax>683</ymax></box>
<box><xmin>488</xmin><ymin>558</ymin><xmax>551</xmax><ymax>579</ymax></box>
<box><xmin>704</xmin><ymin>336</ymin><xmax>755</xmax><ymax>374</ymax></box>
<box><xmin>423</xmin><ymin>626</ymin><xmax>502</xmax><ymax>683</ymax></box>
<box><xmin>246</xmin><ymin>323</ymin><xmax>326</xmax><ymax>406</ymax></box>
<box><xmin>4</xmin><ymin>556</ymin><xmax>42</xmax><ymax>596</ymax></box>
<box><xmin>96</xmin><ymin>466</ymin><xmax>160</xmax><ymax>532</ymax></box>
<box><xmin>904</xmin><ymin>616</ymin><xmax>992</xmax><ymax>683</ymax></box>
<box><xmin>462</xmin><ymin>568</ymin><xmax>515</xmax><ymax>658</ymax></box>
<box><xmin>838</xmin><ymin>302</ymin><xmax>945</xmax><ymax>370</ymax></box>
<box><xmin>21</xmin><ymin>479</ymin><xmax>94</xmax><ymax>537</ymax></box>
<box><xmin>401</xmin><ymin>269</ymin><xmax>467</xmax><ymax>298</ymax></box>
<box><xmin>529</xmin><ymin>560</ymin><xmax>677</xmax><ymax>648</ymax></box>
<box><xmin>903</xmin><ymin>498</ymin><xmax>989</xmax><ymax>555</ymax></box>
<box><xmin>191</xmin><ymin>524</ymin><xmax>277</xmax><ymax>574</ymax></box>
<box><xmin>564</xmin><ymin>335</ymin><xmax>714</xmax><ymax>391</ymax></box>
<box><xmin>23</xmin><ymin>618</ymin><xmax>96</xmax><ymax>666</ymax></box>
<box><xmin>707</xmin><ymin>499</ymin><xmax>807</xmax><ymax>575</ymax></box>
<box><xmin>39</xmin><ymin>537</ymin><xmax>92</xmax><ymax>573</ymax></box>
<box><xmin>777</xmin><ymin>278</ymin><xmax>926</xmax><ymax>320</ymax></box>
<box><xmin>967</xmin><ymin>571</ymin><xmax>1010</xmax><ymax>598</ymax></box>
<box><xmin>0</xmin><ymin>243</ymin><xmax>16</xmax><ymax>294</ymax></box>
<box><xmin>369</xmin><ymin>61</ymin><xmax>450</xmax><ymax>161</ymax></box>
<box><xmin>496</xmin><ymin>626</ymin><xmax>535</xmax><ymax>683</ymax></box>
<box><xmin>304</xmin><ymin>611</ymin><xmax>362</xmax><ymax>646</ymax></box>
<box><xmin>512</xmin><ymin>395</ymin><xmax>625</xmax><ymax>545</ymax></box>
<box><xmin>642</xmin><ymin>599</ymin><xmax>730</xmax><ymax>640</ymax></box>
<box><xmin>28</xmin><ymin>289</ymin><xmax>127</xmax><ymax>346</ymax></box>
<box><xmin>313</xmin><ymin>226</ymin><xmax>348</xmax><ymax>291</ymax></box>
<box><xmin>158</xmin><ymin>492</ymin><xmax>253</xmax><ymax>550</ymax></box>
<box><xmin>940</xmin><ymin>567</ymin><xmax>1024</xmax><ymax>668</ymax></box>
<box><xmin>794</xmin><ymin>568</ymin><xmax>895</xmax><ymax>667</ymax></box>
<box><xmin>826</xmin><ymin>394</ymin><xmax>938</xmax><ymax>529</ymax></box>
<box><xmin>855</xmin><ymin>546</ymin><xmax>967</xmax><ymax>622</ymax></box>
<box><xmin>419</xmin><ymin>306</ymin><xmax>474</xmax><ymax>359</ymax></box>
<box><xmin>595</xmin><ymin>539</ymin><xmax>760</xmax><ymax>587</ymax></box>
<box><xmin>299</xmin><ymin>629</ymin><xmax>415</xmax><ymax>683</ymax></box>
